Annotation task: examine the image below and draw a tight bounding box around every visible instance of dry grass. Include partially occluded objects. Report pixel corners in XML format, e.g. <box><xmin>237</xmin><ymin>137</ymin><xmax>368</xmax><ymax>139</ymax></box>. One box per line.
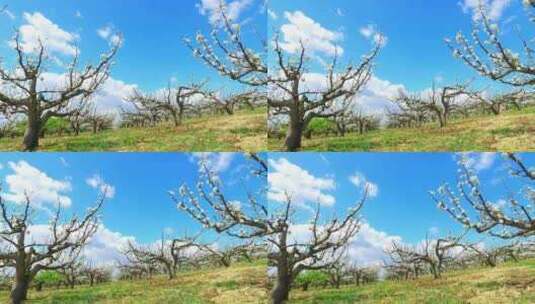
<box><xmin>0</xmin><ymin>261</ymin><xmax>268</xmax><ymax>304</ymax></box>
<box><xmin>268</xmin><ymin>107</ymin><xmax>535</xmax><ymax>152</ymax></box>
<box><xmin>291</xmin><ymin>259</ymin><xmax>535</xmax><ymax>304</ymax></box>
<box><xmin>0</xmin><ymin>108</ymin><xmax>267</xmax><ymax>152</ymax></box>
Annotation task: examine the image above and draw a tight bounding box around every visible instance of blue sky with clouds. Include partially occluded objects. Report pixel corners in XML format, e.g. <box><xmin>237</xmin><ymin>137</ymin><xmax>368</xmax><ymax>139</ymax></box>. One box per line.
<box><xmin>0</xmin><ymin>151</ymin><xmax>530</xmax><ymax>267</ymax></box>
<box><xmin>268</xmin><ymin>0</ymin><xmax>532</xmax><ymax>90</ymax></box>
<box><xmin>268</xmin><ymin>0</ymin><xmax>533</xmax><ymax>114</ymax></box>
<box><xmin>0</xmin><ymin>0</ymin><xmax>265</xmax><ymax>113</ymax></box>
<box><xmin>0</xmin><ymin>152</ymin><xmax>260</xmax><ymax>265</ymax></box>
<box><xmin>268</xmin><ymin>152</ymin><xmax>534</xmax><ymax>265</ymax></box>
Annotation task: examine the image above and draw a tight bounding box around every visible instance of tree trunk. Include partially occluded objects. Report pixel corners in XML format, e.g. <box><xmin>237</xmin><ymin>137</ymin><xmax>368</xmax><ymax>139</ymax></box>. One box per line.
<box><xmin>285</xmin><ymin>116</ymin><xmax>304</xmax><ymax>152</ymax></box>
<box><xmin>10</xmin><ymin>275</ymin><xmax>31</xmax><ymax>304</ymax></box>
<box><xmin>271</xmin><ymin>269</ymin><xmax>291</xmax><ymax>304</ymax></box>
<box><xmin>23</xmin><ymin>114</ymin><xmax>42</xmax><ymax>151</ymax></box>
<box><xmin>438</xmin><ymin>114</ymin><xmax>446</xmax><ymax>128</ymax></box>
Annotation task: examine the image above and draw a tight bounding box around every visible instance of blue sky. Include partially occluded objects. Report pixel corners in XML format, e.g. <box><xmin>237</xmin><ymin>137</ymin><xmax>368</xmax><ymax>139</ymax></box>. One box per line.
<box><xmin>268</xmin><ymin>152</ymin><xmax>533</xmax><ymax>265</ymax></box>
<box><xmin>0</xmin><ymin>0</ymin><xmax>266</xmax><ymax>112</ymax></box>
<box><xmin>0</xmin><ymin>152</ymin><xmax>530</xmax><ymax>266</ymax></box>
<box><xmin>0</xmin><ymin>152</ymin><xmax>260</xmax><ymax>264</ymax></box>
<box><xmin>268</xmin><ymin>0</ymin><xmax>532</xmax><ymax>90</ymax></box>
<box><xmin>268</xmin><ymin>0</ymin><xmax>534</xmax><ymax>115</ymax></box>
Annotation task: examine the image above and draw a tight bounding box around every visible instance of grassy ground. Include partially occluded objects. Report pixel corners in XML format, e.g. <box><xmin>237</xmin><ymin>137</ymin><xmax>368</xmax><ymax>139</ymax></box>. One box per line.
<box><xmin>0</xmin><ymin>108</ymin><xmax>266</xmax><ymax>152</ymax></box>
<box><xmin>268</xmin><ymin>107</ymin><xmax>535</xmax><ymax>151</ymax></box>
<box><xmin>0</xmin><ymin>261</ymin><xmax>268</xmax><ymax>304</ymax></box>
<box><xmin>291</xmin><ymin>259</ymin><xmax>535</xmax><ymax>304</ymax></box>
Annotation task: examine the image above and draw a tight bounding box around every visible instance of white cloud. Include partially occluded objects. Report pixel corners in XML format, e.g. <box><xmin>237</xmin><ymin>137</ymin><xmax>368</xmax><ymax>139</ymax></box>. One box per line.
<box><xmin>88</xmin><ymin>77</ymin><xmax>137</xmax><ymax>114</ymax></box>
<box><xmin>349</xmin><ymin>173</ymin><xmax>379</xmax><ymax>198</ymax></box>
<box><xmin>86</xmin><ymin>174</ymin><xmax>116</xmax><ymax>199</ymax></box>
<box><xmin>268</xmin><ymin>9</ymin><xmax>278</xmax><ymax>20</ymax></box>
<box><xmin>268</xmin><ymin>158</ymin><xmax>336</xmax><ymax>207</ymax></box>
<box><xmin>279</xmin><ymin>10</ymin><xmax>344</xmax><ymax>57</ymax></box>
<box><xmin>97</xmin><ymin>25</ymin><xmax>122</xmax><ymax>45</ymax></box>
<box><xmin>459</xmin><ymin>152</ymin><xmax>497</xmax><ymax>171</ymax></box>
<box><xmin>35</xmin><ymin>72</ymin><xmax>137</xmax><ymax>116</ymax></box>
<box><xmin>14</xmin><ymin>12</ymin><xmax>78</xmax><ymax>56</ymax></box>
<box><xmin>3</xmin><ymin>161</ymin><xmax>72</xmax><ymax>208</ymax></box>
<box><xmin>83</xmin><ymin>225</ymin><xmax>135</xmax><ymax>266</ymax></box>
<box><xmin>287</xmin><ymin>222</ymin><xmax>401</xmax><ymax>267</ymax></box>
<box><xmin>97</xmin><ymin>26</ymin><xmax>112</xmax><ymax>40</ymax></box>
<box><xmin>294</xmin><ymin>73</ymin><xmax>405</xmax><ymax>118</ymax></box>
<box><xmin>197</xmin><ymin>0</ymin><xmax>252</xmax><ymax>25</ymax></box>
<box><xmin>191</xmin><ymin>153</ymin><xmax>235</xmax><ymax>173</ymax></box>
<box><xmin>460</xmin><ymin>0</ymin><xmax>512</xmax><ymax>21</ymax></box>
<box><xmin>359</xmin><ymin>24</ymin><xmax>388</xmax><ymax>46</ymax></box>
<box><xmin>345</xmin><ymin>223</ymin><xmax>402</xmax><ymax>266</ymax></box>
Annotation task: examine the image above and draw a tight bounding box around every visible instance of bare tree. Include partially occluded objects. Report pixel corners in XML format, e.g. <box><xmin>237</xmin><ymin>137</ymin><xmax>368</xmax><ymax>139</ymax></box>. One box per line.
<box><xmin>467</xmin><ymin>89</ymin><xmax>530</xmax><ymax>115</ymax></box>
<box><xmin>431</xmin><ymin>153</ymin><xmax>535</xmax><ymax>239</ymax></box>
<box><xmin>345</xmin><ymin>263</ymin><xmax>378</xmax><ymax>286</ymax></box>
<box><xmin>123</xmin><ymin>233</ymin><xmax>183</xmax><ymax>280</ymax></box>
<box><xmin>188</xmin><ymin>241</ymin><xmax>255</xmax><ymax>268</ymax></box>
<box><xmin>325</xmin><ymin>259</ymin><xmax>345</xmax><ymax>289</ymax></box>
<box><xmin>166</xmin><ymin>83</ymin><xmax>205</xmax><ymax>126</ymax></box>
<box><xmin>124</xmin><ymin>90</ymin><xmax>165</xmax><ymax>127</ymax></box>
<box><xmin>183</xmin><ymin>2</ymin><xmax>267</xmax><ymax>87</ymax></box>
<box><xmin>267</xmin><ymin>191</ymin><xmax>367</xmax><ymax>303</ymax></box>
<box><xmin>268</xmin><ymin>36</ymin><xmax>381</xmax><ymax>151</ymax></box>
<box><xmin>82</xmin><ymin>260</ymin><xmax>110</xmax><ymax>287</ymax></box>
<box><xmin>386</xmin><ymin>231</ymin><xmax>467</xmax><ymax>279</ymax></box>
<box><xmin>201</xmin><ymin>89</ymin><xmax>258</xmax><ymax>116</ymax></box>
<box><xmin>69</xmin><ymin>104</ymin><xmax>92</xmax><ymax>136</ymax></box>
<box><xmin>388</xmin><ymin>90</ymin><xmax>431</xmax><ymax>128</ymax></box>
<box><xmin>394</xmin><ymin>81</ymin><xmax>470</xmax><ymax>128</ymax></box>
<box><xmin>446</xmin><ymin>1</ymin><xmax>535</xmax><ymax>87</ymax></box>
<box><xmin>0</xmin><ymin>33</ymin><xmax>120</xmax><ymax>151</ymax></box>
<box><xmin>58</xmin><ymin>251</ymin><xmax>84</xmax><ymax>289</ymax></box>
<box><xmin>84</xmin><ymin>108</ymin><xmax>114</xmax><ymax>134</ymax></box>
<box><xmin>463</xmin><ymin>242</ymin><xmax>520</xmax><ymax>267</ymax></box>
<box><xmin>0</xmin><ymin>191</ymin><xmax>105</xmax><ymax>304</ymax></box>
<box><xmin>170</xmin><ymin>153</ymin><xmax>368</xmax><ymax>303</ymax></box>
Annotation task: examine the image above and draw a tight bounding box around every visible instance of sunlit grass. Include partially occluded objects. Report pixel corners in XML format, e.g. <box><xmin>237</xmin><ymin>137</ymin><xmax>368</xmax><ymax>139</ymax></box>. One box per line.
<box><xmin>290</xmin><ymin>259</ymin><xmax>535</xmax><ymax>304</ymax></box>
<box><xmin>0</xmin><ymin>108</ymin><xmax>267</xmax><ymax>152</ymax></box>
<box><xmin>268</xmin><ymin>107</ymin><xmax>535</xmax><ymax>152</ymax></box>
<box><xmin>0</xmin><ymin>260</ymin><xmax>268</xmax><ymax>304</ymax></box>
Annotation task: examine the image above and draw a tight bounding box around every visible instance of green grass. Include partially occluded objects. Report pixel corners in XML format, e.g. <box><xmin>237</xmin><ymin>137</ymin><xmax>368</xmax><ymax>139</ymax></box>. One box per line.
<box><xmin>1</xmin><ymin>259</ymin><xmax>533</xmax><ymax>303</ymax></box>
<box><xmin>0</xmin><ymin>261</ymin><xmax>268</xmax><ymax>304</ymax></box>
<box><xmin>0</xmin><ymin>108</ymin><xmax>267</xmax><ymax>152</ymax></box>
<box><xmin>268</xmin><ymin>107</ymin><xmax>535</xmax><ymax>151</ymax></box>
<box><xmin>290</xmin><ymin>259</ymin><xmax>535</xmax><ymax>304</ymax></box>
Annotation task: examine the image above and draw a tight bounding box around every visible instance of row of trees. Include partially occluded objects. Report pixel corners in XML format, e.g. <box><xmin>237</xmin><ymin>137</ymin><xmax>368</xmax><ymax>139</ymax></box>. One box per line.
<box><xmin>265</xmin><ymin>0</ymin><xmax>535</xmax><ymax>149</ymax></box>
<box><xmin>387</xmin><ymin>83</ymin><xmax>532</xmax><ymax>129</ymax></box>
<box><xmin>385</xmin><ymin>231</ymin><xmax>533</xmax><ymax>280</ymax></box>
<box><xmin>118</xmin><ymin>233</ymin><xmax>264</xmax><ymax>281</ymax></box>
<box><xmin>120</xmin><ymin>86</ymin><xmax>262</xmax><ymax>129</ymax></box>
<box><xmin>0</xmin><ymin>1</ymin><xmax>266</xmax><ymax>151</ymax></box>
<box><xmin>390</xmin><ymin>1</ymin><xmax>535</xmax><ymax>129</ymax></box>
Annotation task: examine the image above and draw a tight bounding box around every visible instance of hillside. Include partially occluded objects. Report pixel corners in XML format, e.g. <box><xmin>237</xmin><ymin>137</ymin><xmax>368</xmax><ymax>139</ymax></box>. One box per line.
<box><xmin>0</xmin><ymin>261</ymin><xmax>267</xmax><ymax>304</ymax></box>
<box><xmin>268</xmin><ymin>107</ymin><xmax>535</xmax><ymax>152</ymax></box>
<box><xmin>0</xmin><ymin>108</ymin><xmax>266</xmax><ymax>152</ymax></box>
<box><xmin>291</xmin><ymin>259</ymin><xmax>535</xmax><ymax>304</ymax></box>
